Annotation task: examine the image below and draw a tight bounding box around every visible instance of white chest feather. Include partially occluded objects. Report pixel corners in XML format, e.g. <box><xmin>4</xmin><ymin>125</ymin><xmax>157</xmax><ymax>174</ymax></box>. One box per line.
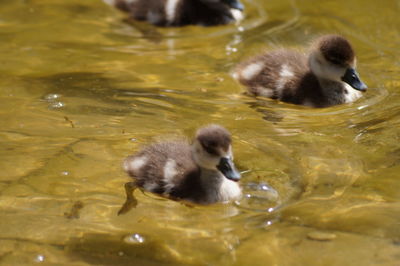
<box><xmin>165</xmin><ymin>0</ymin><xmax>180</xmax><ymax>24</ymax></box>
<box><xmin>343</xmin><ymin>83</ymin><xmax>362</xmax><ymax>103</ymax></box>
<box><xmin>200</xmin><ymin>170</ymin><xmax>242</xmax><ymax>203</ymax></box>
<box><xmin>218</xmin><ymin>178</ymin><xmax>242</xmax><ymax>202</ymax></box>
<box><xmin>230</xmin><ymin>9</ymin><xmax>244</xmax><ymax>22</ymax></box>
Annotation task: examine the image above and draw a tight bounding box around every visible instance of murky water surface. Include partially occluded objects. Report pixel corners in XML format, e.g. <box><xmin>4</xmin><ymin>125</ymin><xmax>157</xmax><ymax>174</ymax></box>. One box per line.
<box><xmin>1</xmin><ymin>0</ymin><xmax>400</xmax><ymax>265</ymax></box>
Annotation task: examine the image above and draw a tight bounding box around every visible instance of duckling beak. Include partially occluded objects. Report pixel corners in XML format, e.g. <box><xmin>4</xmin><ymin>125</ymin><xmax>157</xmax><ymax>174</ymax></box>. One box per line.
<box><xmin>217</xmin><ymin>157</ymin><xmax>241</xmax><ymax>182</ymax></box>
<box><xmin>341</xmin><ymin>68</ymin><xmax>368</xmax><ymax>92</ymax></box>
<box><xmin>224</xmin><ymin>0</ymin><xmax>244</xmax><ymax>11</ymax></box>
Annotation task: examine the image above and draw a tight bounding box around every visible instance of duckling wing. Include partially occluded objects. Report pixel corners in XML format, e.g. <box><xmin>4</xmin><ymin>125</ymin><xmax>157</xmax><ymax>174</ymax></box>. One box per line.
<box><xmin>234</xmin><ymin>50</ymin><xmax>309</xmax><ymax>101</ymax></box>
<box><xmin>124</xmin><ymin>141</ymin><xmax>199</xmax><ymax>195</ymax></box>
<box><xmin>107</xmin><ymin>0</ymin><xmax>168</xmax><ymax>26</ymax></box>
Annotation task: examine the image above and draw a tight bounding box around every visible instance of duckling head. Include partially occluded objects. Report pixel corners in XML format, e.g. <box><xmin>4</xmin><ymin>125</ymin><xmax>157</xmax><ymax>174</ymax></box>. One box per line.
<box><xmin>192</xmin><ymin>125</ymin><xmax>241</xmax><ymax>182</ymax></box>
<box><xmin>309</xmin><ymin>35</ymin><xmax>367</xmax><ymax>92</ymax></box>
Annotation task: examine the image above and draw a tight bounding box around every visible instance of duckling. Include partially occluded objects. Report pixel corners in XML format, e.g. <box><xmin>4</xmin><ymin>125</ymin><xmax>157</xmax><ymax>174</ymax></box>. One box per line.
<box><xmin>104</xmin><ymin>0</ymin><xmax>244</xmax><ymax>27</ymax></box>
<box><xmin>233</xmin><ymin>35</ymin><xmax>368</xmax><ymax>107</ymax></box>
<box><xmin>118</xmin><ymin>124</ymin><xmax>241</xmax><ymax>215</ymax></box>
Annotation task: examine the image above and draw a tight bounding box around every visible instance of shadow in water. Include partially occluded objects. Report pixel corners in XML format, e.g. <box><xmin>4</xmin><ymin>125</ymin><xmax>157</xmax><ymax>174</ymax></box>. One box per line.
<box><xmin>246</xmin><ymin>98</ymin><xmax>284</xmax><ymax>123</ymax></box>
<box><xmin>66</xmin><ymin>233</ymin><xmax>184</xmax><ymax>266</ymax></box>
<box><xmin>121</xmin><ymin>18</ymin><xmax>163</xmax><ymax>43</ymax></box>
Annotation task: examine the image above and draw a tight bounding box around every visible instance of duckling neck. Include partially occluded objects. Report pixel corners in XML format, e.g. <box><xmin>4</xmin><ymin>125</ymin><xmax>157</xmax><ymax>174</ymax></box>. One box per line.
<box><xmin>199</xmin><ymin>168</ymin><xmax>224</xmax><ymax>188</ymax></box>
<box><xmin>198</xmin><ymin>168</ymin><xmax>241</xmax><ymax>203</ymax></box>
<box><xmin>317</xmin><ymin>78</ymin><xmax>347</xmax><ymax>105</ymax></box>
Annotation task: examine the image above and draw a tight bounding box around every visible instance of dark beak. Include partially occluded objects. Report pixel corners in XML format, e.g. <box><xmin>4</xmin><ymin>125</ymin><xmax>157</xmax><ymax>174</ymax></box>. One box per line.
<box><xmin>224</xmin><ymin>0</ymin><xmax>244</xmax><ymax>11</ymax></box>
<box><xmin>341</xmin><ymin>68</ymin><xmax>367</xmax><ymax>92</ymax></box>
<box><xmin>217</xmin><ymin>157</ymin><xmax>241</xmax><ymax>182</ymax></box>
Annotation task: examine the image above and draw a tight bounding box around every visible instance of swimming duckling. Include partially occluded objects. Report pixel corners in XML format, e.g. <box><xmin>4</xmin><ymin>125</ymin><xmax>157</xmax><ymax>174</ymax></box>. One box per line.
<box><xmin>118</xmin><ymin>124</ymin><xmax>241</xmax><ymax>214</ymax></box>
<box><xmin>104</xmin><ymin>0</ymin><xmax>244</xmax><ymax>27</ymax></box>
<box><xmin>233</xmin><ymin>35</ymin><xmax>367</xmax><ymax>107</ymax></box>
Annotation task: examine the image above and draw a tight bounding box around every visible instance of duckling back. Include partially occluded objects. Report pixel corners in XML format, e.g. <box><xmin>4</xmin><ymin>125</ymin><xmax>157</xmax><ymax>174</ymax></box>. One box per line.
<box><xmin>105</xmin><ymin>0</ymin><xmax>243</xmax><ymax>26</ymax></box>
<box><xmin>233</xmin><ymin>50</ymin><xmax>326</xmax><ymax>106</ymax></box>
<box><xmin>124</xmin><ymin>141</ymin><xmax>200</xmax><ymax>195</ymax></box>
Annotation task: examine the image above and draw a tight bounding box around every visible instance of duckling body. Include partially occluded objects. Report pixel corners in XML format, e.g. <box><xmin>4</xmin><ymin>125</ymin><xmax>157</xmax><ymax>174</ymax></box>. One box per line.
<box><xmin>119</xmin><ymin>125</ymin><xmax>241</xmax><ymax>214</ymax></box>
<box><xmin>104</xmin><ymin>0</ymin><xmax>244</xmax><ymax>26</ymax></box>
<box><xmin>233</xmin><ymin>35</ymin><xmax>367</xmax><ymax>107</ymax></box>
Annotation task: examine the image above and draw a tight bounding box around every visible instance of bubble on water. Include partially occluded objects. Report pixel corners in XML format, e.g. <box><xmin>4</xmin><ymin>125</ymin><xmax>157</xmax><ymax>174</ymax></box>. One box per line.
<box><xmin>237</xmin><ymin>182</ymin><xmax>280</xmax><ymax>211</ymax></box>
<box><xmin>123</xmin><ymin>233</ymin><xmax>145</xmax><ymax>244</ymax></box>
<box><xmin>246</xmin><ymin>182</ymin><xmax>279</xmax><ymax>202</ymax></box>
<box><xmin>226</xmin><ymin>34</ymin><xmax>242</xmax><ymax>55</ymax></box>
<box><xmin>228</xmin><ymin>47</ymin><xmax>238</xmax><ymax>53</ymax></box>
<box><xmin>44</xmin><ymin>94</ymin><xmax>61</xmax><ymax>101</ymax></box>
<box><xmin>49</xmin><ymin>102</ymin><xmax>65</xmax><ymax>109</ymax></box>
<box><xmin>35</xmin><ymin>254</ymin><xmax>45</xmax><ymax>263</ymax></box>
<box><xmin>43</xmin><ymin>93</ymin><xmax>66</xmax><ymax>109</ymax></box>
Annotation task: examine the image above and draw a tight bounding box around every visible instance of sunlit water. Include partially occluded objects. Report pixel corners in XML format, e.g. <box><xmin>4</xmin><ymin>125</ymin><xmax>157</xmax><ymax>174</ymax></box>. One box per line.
<box><xmin>0</xmin><ymin>0</ymin><xmax>400</xmax><ymax>265</ymax></box>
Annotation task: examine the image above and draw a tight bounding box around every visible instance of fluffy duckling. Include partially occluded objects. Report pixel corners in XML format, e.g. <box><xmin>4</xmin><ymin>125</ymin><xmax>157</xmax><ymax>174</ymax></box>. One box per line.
<box><xmin>233</xmin><ymin>35</ymin><xmax>367</xmax><ymax>107</ymax></box>
<box><xmin>104</xmin><ymin>0</ymin><xmax>244</xmax><ymax>27</ymax></box>
<box><xmin>118</xmin><ymin>124</ymin><xmax>241</xmax><ymax>214</ymax></box>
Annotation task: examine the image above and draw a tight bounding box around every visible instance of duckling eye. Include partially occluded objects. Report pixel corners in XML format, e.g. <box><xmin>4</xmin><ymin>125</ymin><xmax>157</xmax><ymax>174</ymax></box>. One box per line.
<box><xmin>348</xmin><ymin>72</ymin><xmax>359</xmax><ymax>82</ymax></box>
<box><xmin>208</xmin><ymin>140</ymin><xmax>217</xmax><ymax>147</ymax></box>
<box><xmin>343</xmin><ymin>70</ymin><xmax>358</xmax><ymax>80</ymax></box>
<box><xmin>332</xmin><ymin>59</ymin><xmax>341</xmax><ymax>65</ymax></box>
<box><xmin>205</xmin><ymin>147</ymin><xmax>219</xmax><ymax>156</ymax></box>
<box><xmin>202</xmin><ymin>144</ymin><xmax>220</xmax><ymax>156</ymax></box>
<box><xmin>327</xmin><ymin>57</ymin><xmax>343</xmax><ymax>66</ymax></box>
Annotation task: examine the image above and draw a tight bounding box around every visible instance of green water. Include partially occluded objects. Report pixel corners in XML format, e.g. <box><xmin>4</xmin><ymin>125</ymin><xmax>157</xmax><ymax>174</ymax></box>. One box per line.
<box><xmin>1</xmin><ymin>0</ymin><xmax>400</xmax><ymax>265</ymax></box>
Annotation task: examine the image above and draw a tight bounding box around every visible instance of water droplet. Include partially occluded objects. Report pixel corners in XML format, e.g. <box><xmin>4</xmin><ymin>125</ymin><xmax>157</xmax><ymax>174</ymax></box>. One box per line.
<box><xmin>61</xmin><ymin>171</ymin><xmax>69</xmax><ymax>176</ymax></box>
<box><xmin>123</xmin><ymin>233</ymin><xmax>145</xmax><ymax>244</ymax></box>
<box><xmin>35</xmin><ymin>255</ymin><xmax>45</xmax><ymax>262</ymax></box>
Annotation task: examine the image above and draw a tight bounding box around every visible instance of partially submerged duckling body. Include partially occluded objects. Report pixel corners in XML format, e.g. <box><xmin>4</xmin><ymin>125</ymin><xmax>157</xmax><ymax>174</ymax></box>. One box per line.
<box><xmin>119</xmin><ymin>124</ymin><xmax>241</xmax><ymax>214</ymax></box>
<box><xmin>104</xmin><ymin>0</ymin><xmax>244</xmax><ymax>27</ymax></box>
<box><xmin>233</xmin><ymin>35</ymin><xmax>367</xmax><ymax>107</ymax></box>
